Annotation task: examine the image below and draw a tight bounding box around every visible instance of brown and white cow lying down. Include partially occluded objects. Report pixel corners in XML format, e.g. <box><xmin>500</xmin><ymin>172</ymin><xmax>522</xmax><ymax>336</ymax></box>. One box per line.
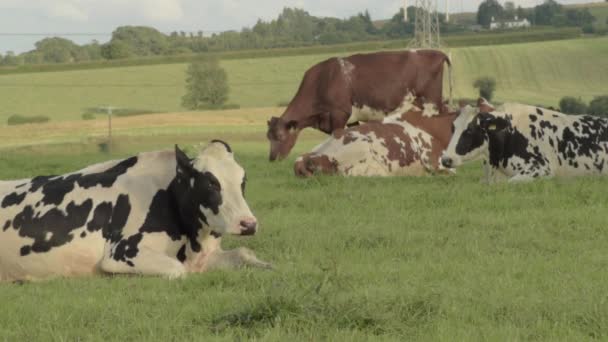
<box><xmin>268</xmin><ymin>49</ymin><xmax>452</xmax><ymax>161</ymax></box>
<box><xmin>0</xmin><ymin>141</ymin><xmax>270</xmax><ymax>282</ymax></box>
<box><xmin>294</xmin><ymin>105</ymin><xmax>457</xmax><ymax>177</ymax></box>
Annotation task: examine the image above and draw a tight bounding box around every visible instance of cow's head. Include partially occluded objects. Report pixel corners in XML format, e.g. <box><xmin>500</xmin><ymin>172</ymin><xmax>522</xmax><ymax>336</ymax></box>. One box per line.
<box><xmin>267</xmin><ymin>117</ymin><xmax>299</xmax><ymax>161</ymax></box>
<box><xmin>440</xmin><ymin>99</ymin><xmax>510</xmax><ymax>169</ymax></box>
<box><xmin>173</xmin><ymin>141</ymin><xmax>257</xmax><ymax>236</ymax></box>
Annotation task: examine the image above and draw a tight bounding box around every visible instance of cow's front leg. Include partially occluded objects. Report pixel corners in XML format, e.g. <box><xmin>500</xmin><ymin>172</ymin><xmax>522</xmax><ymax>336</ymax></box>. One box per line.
<box><xmin>205</xmin><ymin>247</ymin><xmax>272</xmax><ymax>271</ymax></box>
<box><xmin>481</xmin><ymin>160</ymin><xmax>494</xmax><ymax>183</ymax></box>
<box><xmin>100</xmin><ymin>242</ymin><xmax>186</xmax><ymax>279</ymax></box>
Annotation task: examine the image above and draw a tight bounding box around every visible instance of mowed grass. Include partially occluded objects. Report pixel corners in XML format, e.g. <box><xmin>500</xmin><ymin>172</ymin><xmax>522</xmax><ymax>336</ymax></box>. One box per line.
<box><xmin>0</xmin><ymin>37</ymin><xmax>607</xmax><ymax>123</ymax></box>
<box><xmin>1</xmin><ymin>133</ymin><xmax>608</xmax><ymax>340</ymax></box>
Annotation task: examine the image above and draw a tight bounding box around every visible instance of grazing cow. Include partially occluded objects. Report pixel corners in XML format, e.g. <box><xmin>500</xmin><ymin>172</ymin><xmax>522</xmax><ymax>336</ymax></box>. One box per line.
<box><xmin>267</xmin><ymin>49</ymin><xmax>453</xmax><ymax>161</ymax></box>
<box><xmin>294</xmin><ymin>104</ymin><xmax>458</xmax><ymax>177</ymax></box>
<box><xmin>0</xmin><ymin>141</ymin><xmax>270</xmax><ymax>282</ymax></box>
<box><xmin>440</xmin><ymin>99</ymin><xmax>608</xmax><ymax>182</ymax></box>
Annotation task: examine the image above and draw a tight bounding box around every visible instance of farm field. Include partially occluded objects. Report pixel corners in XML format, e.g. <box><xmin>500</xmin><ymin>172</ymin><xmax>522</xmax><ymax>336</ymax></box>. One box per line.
<box><xmin>0</xmin><ymin>36</ymin><xmax>607</xmax><ymax>124</ymax></box>
<box><xmin>1</xmin><ymin>130</ymin><xmax>608</xmax><ymax>340</ymax></box>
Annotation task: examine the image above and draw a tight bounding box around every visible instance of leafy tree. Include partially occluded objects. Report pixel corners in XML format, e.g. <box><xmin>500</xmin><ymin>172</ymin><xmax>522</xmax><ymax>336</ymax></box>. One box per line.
<box><xmin>1</xmin><ymin>51</ymin><xmax>22</xmax><ymax>66</ymax></box>
<box><xmin>100</xmin><ymin>40</ymin><xmax>132</xmax><ymax>59</ymax></box>
<box><xmin>473</xmin><ymin>77</ymin><xmax>497</xmax><ymax>101</ymax></box>
<box><xmin>534</xmin><ymin>0</ymin><xmax>562</xmax><ymax>25</ymax></box>
<box><xmin>110</xmin><ymin>26</ymin><xmax>168</xmax><ymax>56</ymax></box>
<box><xmin>504</xmin><ymin>1</ymin><xmax>516</xmax><ymax>18</ymax></box>
<box><xmin>182</xmin><ymin>58</ymin><xmax>229</xmax><ymax>110</ymax></box>
<box><xmin>516</xmin><ymin>6</ymin><xmax>527</xmax><ymax>20</ymax></box>
<box><xmin>477</xmin><ymin>0</ymin><xmax>504</xmax><ymax>28</ymax></box>
<box><xmin>565</xmin><ymin>8</ymin><xmax>595</xmax><ymax>27</ymax></box>
<box><xmin>34</xmin><ymin>37</ymin><xmax>79</xmax><ymax>63</ymax></box>
<box><xmin>559</xmin><ymin>96</ymin><xmax>587</xmax><ymax>114</ymax></box>
<box><xmin>589</xmin><ymin>96</ymin><xmax>608</xmax><ymax>117</ymax></box>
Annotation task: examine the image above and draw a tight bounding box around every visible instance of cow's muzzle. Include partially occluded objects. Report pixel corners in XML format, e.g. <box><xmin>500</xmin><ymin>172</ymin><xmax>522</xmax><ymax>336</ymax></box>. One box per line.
<box><xmin>440</xmin><ymin>156</ymin><xmax>454</xmax><ymax>169</ymax></box>
<box><xmin>239</xmin><ymin>219</ymin><xmax>257</xmax><ymax>236</ymax></box>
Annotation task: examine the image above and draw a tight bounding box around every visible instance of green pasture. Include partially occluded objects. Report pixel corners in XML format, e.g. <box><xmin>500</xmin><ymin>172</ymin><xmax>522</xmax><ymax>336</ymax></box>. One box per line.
<box><xmin>1</xmin><ymin>133</ymin><xmax>608</xmax><ymax>340</ymax></box>
<box><xmin>0</xmin><ymin>37</ymin><xmax>607</xmax><ymax>124</ymax></box>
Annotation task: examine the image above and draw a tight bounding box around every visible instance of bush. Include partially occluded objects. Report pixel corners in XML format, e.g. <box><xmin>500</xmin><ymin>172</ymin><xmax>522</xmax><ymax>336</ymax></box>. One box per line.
<box><xmin>473</xmin><ymin>76</ymin><xmax>497</xmax><ymax>101</ymax></box>
<box><xmin>7</xmin><ymin>114</ymin><xmax>50</xmax><ymax>125</ymax></box>
<box><xmin>182</xmin><ymin>57</ymin><xmax>229</xmax><ymax>110</ymax></box>
<box><xmin>559</xmin><ymin>96</ymin><xmax>587</xmax><ymax>114</ymax></box>
<box><xmin>582</xmin><ymin>24</ymin><xmax>595</xmax><ymax>34</ymax></box>
<box><xmin>588</xmin><ymin>96</ymin><xmax>608</xmax><ymax>117</ymax></box>
<box><xmin>82</xmin><ymin>112</ymin><xmax>95</xmax><ymax>120</ymax></box>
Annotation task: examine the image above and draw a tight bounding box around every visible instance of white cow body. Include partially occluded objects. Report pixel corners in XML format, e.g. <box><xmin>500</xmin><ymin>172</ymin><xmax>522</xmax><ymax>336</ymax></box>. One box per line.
<box><xmin>0</xmin><ymin>142</ymin><xmax>269</xmax><ymax>282</ymax></box>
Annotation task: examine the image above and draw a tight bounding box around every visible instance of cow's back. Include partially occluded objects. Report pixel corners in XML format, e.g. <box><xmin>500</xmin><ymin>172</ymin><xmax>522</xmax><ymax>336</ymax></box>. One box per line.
<box><xmin>0</xmin><ymin>150</ymin><xmax>175</xmax><ymax>281</ymax></box>
<box><xmin>346</xmin><ymin>50</ymin><xmax>447</xmax><ymax>111</ymax></box>
<box><xmin>497</xmin><ymin>103</ymin><xmax>608</xmax><ymax>177</ymax></box>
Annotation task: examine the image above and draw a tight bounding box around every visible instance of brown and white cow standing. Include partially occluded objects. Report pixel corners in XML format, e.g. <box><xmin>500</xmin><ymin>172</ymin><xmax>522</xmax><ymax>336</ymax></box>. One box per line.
<box><xmin>267</xmin><ymin>49</ymin><xmax>453</xmax><ymax>161</ymax></box>
<box><xmin>294</xmin><ymin>104</ymin><xmax>458</xmax><ymax>177</ymax></box>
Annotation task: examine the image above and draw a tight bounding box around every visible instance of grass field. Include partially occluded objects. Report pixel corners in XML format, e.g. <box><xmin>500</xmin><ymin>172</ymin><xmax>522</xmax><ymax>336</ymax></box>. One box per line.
<box><xmin>1</xmin><ymin>131</ymin><xmax>608</xmax><ymax>340</ymax></box>
<box><xmin>1</xmin><ymin>36</ymin><xmax>607</xmax><ymax>124</ymax></box>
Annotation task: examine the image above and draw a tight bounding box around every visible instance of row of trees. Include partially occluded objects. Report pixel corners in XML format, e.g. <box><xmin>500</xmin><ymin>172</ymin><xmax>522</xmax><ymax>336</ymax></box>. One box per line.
<box><xmin>1</xmin><ymin>7</ymin><xmax>468</xmax><ymax>66</ymax></box>
<box><xmin>477</xmin><ymin>0</ymin><xmax>598</xmax><ymax>30</ymax></box>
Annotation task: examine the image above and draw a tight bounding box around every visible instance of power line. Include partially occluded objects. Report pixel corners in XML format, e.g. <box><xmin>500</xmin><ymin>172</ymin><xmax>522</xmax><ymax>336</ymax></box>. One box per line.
<box><xmin>0</xmin><ymin>81</ymin><xmax>296</xmax><ymax>88</ymax></box>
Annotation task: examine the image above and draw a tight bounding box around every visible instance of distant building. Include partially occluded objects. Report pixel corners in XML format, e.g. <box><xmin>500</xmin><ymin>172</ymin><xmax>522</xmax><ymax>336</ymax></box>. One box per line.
<box><xmin>489</xmin><ymin>16</ymin><xmax>531</xmax><ymax>30</ymax></box>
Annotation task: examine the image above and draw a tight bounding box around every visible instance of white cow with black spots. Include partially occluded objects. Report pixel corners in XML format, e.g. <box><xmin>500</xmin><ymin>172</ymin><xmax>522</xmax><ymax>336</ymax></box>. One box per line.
<box><xmin>0</xmin><ymin>141</ymin><xmax>270</xmax><ymax>282</ymax></box>
<box><xmin>440</xmin><ymin>99</ymin><xmax>608</xmax><ymax>182</ymax></box>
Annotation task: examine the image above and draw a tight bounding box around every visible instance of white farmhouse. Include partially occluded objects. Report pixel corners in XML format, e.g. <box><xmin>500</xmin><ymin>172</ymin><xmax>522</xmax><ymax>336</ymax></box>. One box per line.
<box><xmin>489</xmin><ymin>16</ymin><xmax>531</xmax><ymax>30</ymax></box>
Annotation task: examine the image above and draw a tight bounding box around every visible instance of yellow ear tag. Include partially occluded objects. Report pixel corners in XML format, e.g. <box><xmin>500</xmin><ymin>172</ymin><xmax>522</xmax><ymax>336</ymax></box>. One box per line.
<box><xmin>488</xmin><ymin>124</ymin><xmax>497</xmax><ymax>131</ymax></box>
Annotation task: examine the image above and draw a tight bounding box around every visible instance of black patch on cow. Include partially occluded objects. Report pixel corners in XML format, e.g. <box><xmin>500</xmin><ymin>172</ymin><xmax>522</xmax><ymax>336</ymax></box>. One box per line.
<box><xmin>554</xmin><ymin>116</ymin><xmax>608</xmax><ymax>171</ymax></box>
<box><xmin>3</xmin><ymin>220</ymin><xmax>11</xmax><ymax>231</ymax></box>
<box><xmin>20</xmin><ymin>246</ymin><xmax>31</xmax><ymax>256</ymax></box>
<box><xmin>529</xmin><ymin>114</ymin><xmax>537</xmax><ymax>122</ymax></box>
<box><xmin>177</xmin><ymin>245</ymin><xmax>187</xmax><ymax>263</ymax></box>
<box><xmin>103</xmin><ymin>194</ymin><xmax>132</xmax><ymax>242</ymax></box>
<box><xmin>140</xmin><ymin>187</ymin><xmax>183</xmax><ymax>241</ymax></box>
<box><xmin>111</xmin><ymin>232</ymin><xmax>143</xmax><ymax>265</ymax></box>
<box><xmin>539</xmin><ymin>120</ymin><xmax>558</xmax><ymax>133</ymax></box>
<box><xmin>80</xmin><ymin>231</ymin><xmax>87</xmax><ymax>238</ymax></box>
<box><xmin>241</xmin><ymin>174</ymin><xmax>247</xmax><ymax>196</ymax></box>
<box><xmin>24</xmin><ymin>157</ymin><xmax>137</xmax><ymax>207</ymax></box>
<box><xmin>1</xmin><ymin>192</ymin><xmax>26</xmax><ymax>208</ymax></box>
<box><xmin>536</xmin><ymin>108</ymin><xmax>544</xmax><ymax>116</ymax></box>
<box><xmin>210</xmin><ymin>139</ymin><xmax>232</xmax><ymax>153</ymax></box>
<box><xmin>139</xmin><ymin>149</ymin><xmax>224</xmax><ymax>253</ymax></box>
<box><xmin>12</xmin><ymin>199</ymin><xmax>93</xmax><ymax>255</ymax></box>
<box><xmin>487</xmin><ymin>126</ymin><xmax>546</xmax><ymax>171</ymax></box>
<box><xmin>455</xmin><ymin>116</ymin><xmax>488</xmax><ymax>156</ymax></box>
<box><xmin>15</xmin><ymin>183</ymin><xmax>26</xmax><ymax>189</ymax></box>
<box><xmin>210</xmin><ymin>231</ymin><xmax>222</xmax><ymax>238</ymax></box>
<box><xmin>87</xmin><ymin>202</ymin><xmax>113</xmax><ymax>233</ymax></box>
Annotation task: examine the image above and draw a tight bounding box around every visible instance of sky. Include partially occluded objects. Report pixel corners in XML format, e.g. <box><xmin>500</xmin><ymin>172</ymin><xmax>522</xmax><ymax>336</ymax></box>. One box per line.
<box><xmin>0</xmin><ymin>0</ymin><xmax>597</xmax><ymax>54</ymax></box>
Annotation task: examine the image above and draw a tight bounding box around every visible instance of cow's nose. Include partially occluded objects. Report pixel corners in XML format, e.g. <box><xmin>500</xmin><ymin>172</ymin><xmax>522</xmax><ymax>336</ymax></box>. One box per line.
<box><xmin>441</xmin><ymin>156</ymin><xmax>453</xmax><ymax>169</ymax></box>
<box><xmin>239</xmin><ymin>219</ymin><xmax>257</xmax><ymax>236</ymax></box>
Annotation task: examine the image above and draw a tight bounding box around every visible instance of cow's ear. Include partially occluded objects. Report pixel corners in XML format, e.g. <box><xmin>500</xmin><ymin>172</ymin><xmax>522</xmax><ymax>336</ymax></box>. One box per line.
<box><xmin>175</xmin><ymin>145</ymin><xmax>194</xmax><ymax>175</ymax></box>
<box><xmin>286</xmin><ymin>120</ymin><xmax>298</xmax><ymax>133</ymax></box>
<box><xmin>477</xmin><ymin>97</ymin><xmax>495</xmax><ymax>112</ymax></box>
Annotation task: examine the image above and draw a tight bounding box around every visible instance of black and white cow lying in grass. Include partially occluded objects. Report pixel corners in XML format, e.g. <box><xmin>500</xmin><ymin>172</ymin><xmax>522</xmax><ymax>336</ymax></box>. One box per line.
<box><xmin>0</xmin><ymin>141</ymin><xmax>270</xmax><ymax>282</ymax></box>
<box><xmin>440</xmin><ymin>99</ymin><xmax>608</xmax><ymax>182</ymax></box>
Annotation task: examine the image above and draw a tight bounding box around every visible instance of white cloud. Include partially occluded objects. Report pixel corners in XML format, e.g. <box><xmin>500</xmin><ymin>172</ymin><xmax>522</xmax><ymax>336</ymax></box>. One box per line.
<box><xmin>140</xmin><ymin>0</ymin><xmax>184</xmax><ymax>21</ymax></box>
<box><xmin>48</xmin><ymin>1</ymin><xmax>89</xmax><ymax>21</ymax></box>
